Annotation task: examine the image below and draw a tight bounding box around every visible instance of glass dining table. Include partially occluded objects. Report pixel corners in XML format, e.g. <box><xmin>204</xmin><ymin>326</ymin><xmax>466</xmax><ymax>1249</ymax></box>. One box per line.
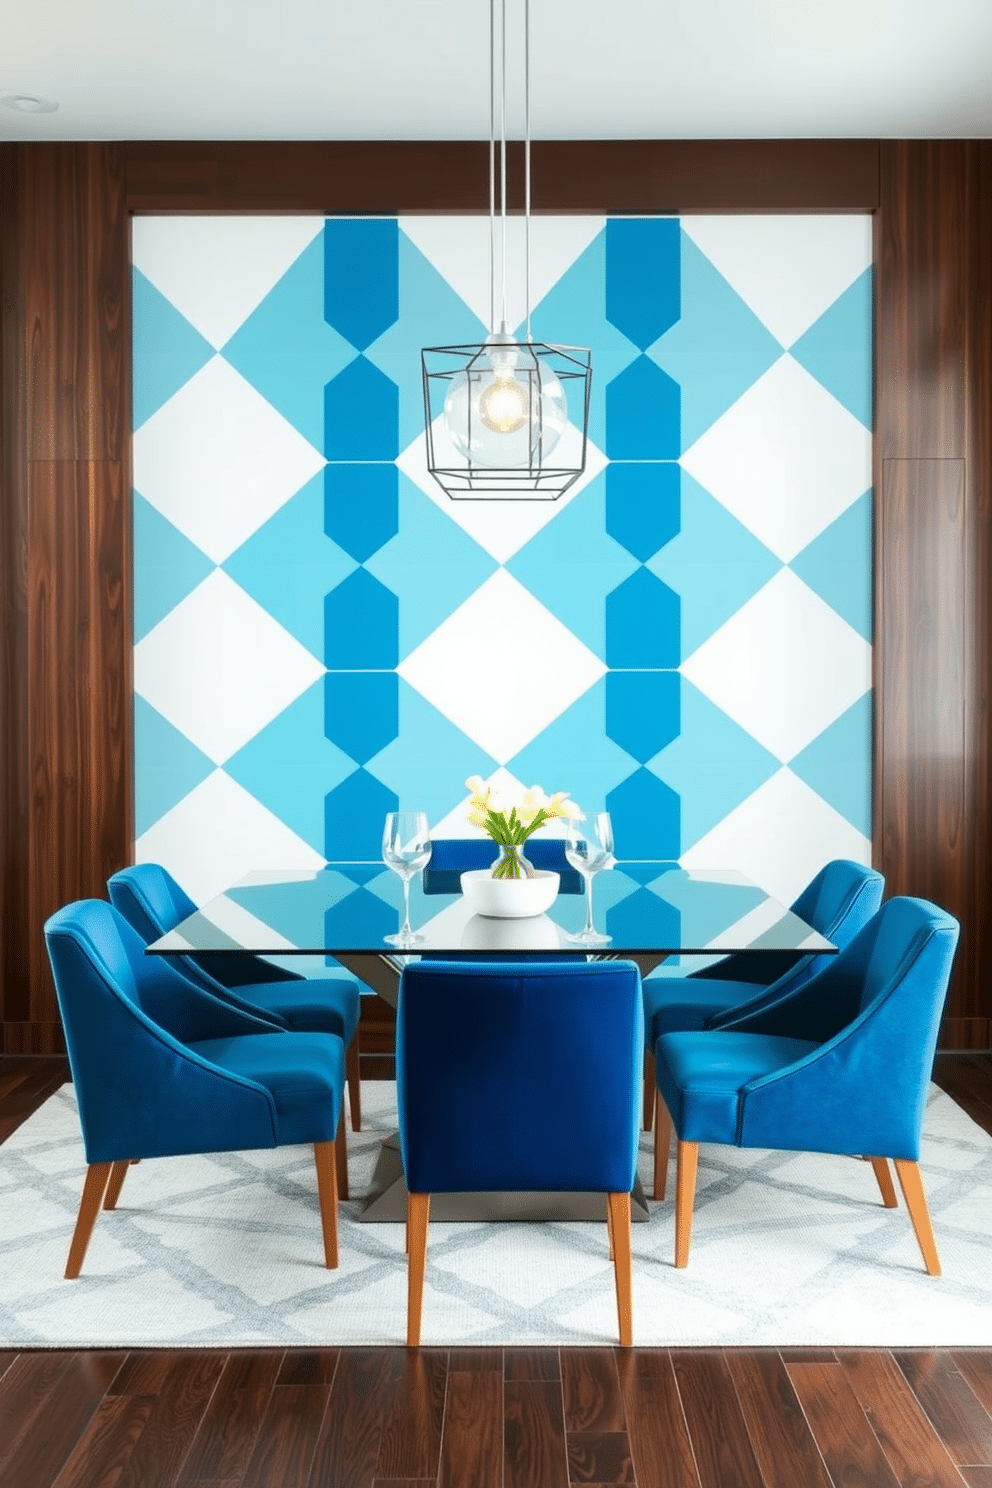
<box><xmin>147</xmin><ymin>860</ymin><xmax>836</xmax><ymax>1223</ymax></box>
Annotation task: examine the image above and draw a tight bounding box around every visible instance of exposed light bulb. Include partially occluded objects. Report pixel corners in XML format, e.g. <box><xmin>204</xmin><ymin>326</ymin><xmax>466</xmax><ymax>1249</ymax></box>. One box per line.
<box><xmin>479</xmin><ymin>375</ymin><xmax>528</xmax><ymax>434</ymax></box>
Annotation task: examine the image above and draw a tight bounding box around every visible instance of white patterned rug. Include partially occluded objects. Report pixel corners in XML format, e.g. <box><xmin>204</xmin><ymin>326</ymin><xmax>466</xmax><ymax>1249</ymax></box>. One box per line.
<box><xmin>1</xmin><ymin>1081</ymin><xmax>990</xmax><ymax>1349</ymax></box>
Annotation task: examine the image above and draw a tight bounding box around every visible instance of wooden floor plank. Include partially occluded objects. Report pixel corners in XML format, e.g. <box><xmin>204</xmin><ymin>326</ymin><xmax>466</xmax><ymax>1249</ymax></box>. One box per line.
<box><xmin>566</xmin><ymin>1428</ymin><xmax>635</xmax><ymax>1483</ymax></box>
<box><xmin>240</xmin><ymin>1383</ymin><xmax>331</xmax><ymax>1488</ymax></box>
<box><xmin>0</xmin><ymin>1352</ymin><xmax>77</xmax><ymax>1479</ymax></box>
<box><xmin>561</xmin><ymin>1347</ymin><xmax>626</xmax><ymax>1433</ymax></box>
<box><xmin>839</xmin><ymin>1348</ymin><xmax>969</xmax><ymax>1488</ymax></box>
<box><xmin>672</xmin><ymin>1351</ymin><xmax>765</xmax><ymax>1488</ymax></box>
<box><xmin>896</xmin><ymin>1351</ymin><xmax>992</xmax><ymax>1466</ymax></box>
<box><xmin>0</xmin><ymin>1351</ymin><xmax>125</xmax><ymax>1488</ymax></box>
<box><xmin>50</xmin><ymin>1393</ymin><xmax>157</xmax><ymax>1488</ymax></box>
<box><xmin>505</xmin><ymin>1348</ymin><xmax>561</xmax><ymax>1381</ymax></box>
<box><xmin>504</xmin><ymin>1378</ymin><xmax>569</xmax><ymax>1488</ymax></box>
<box><xmin>617</xmin><ymin>1350</ymin><xmax>701</xmax><ymax>1488</ymax></box>
<box><xmin>176</xmin><ymin>1350</ymin><xmax>284</xmax><ymax>1483</ymax></box>
<box><xmin>438</xmin><ymin>1369</ymin><xmax>503</xmax><ymax>1488</ymax></box>
<box><xmin>954</xmin><ymin>1354</ymin><xmax>992</xmax><ymax>1420</ymax></box>
<box><xmin>277</xmin><ymin>1348</ymin><xmax>340</xmax><ymax>1387</ymax></box>
<box><xmin>117</xmin><ymin>1350</ymin><xmax>227</xmax><ymax>1488</ymax></box>
<box><xmin>787</xmin><ymin>1361</ymin><xmax>902</xmax><ymax>1488</ymax></box>
<box><xmin>725</xmin><ymin>1350</ymin><xmax>834</xmax><ymax>1488</ymax></box>
<box><xmin>307</xmin><ymin>1347</ymin><xmax>402</xmax><ymax>1488</ymax></box>
<box><xmin>374</xmin><ymin>1347</ymin><xmax>448</xmax><ymax>1481</ymax></box>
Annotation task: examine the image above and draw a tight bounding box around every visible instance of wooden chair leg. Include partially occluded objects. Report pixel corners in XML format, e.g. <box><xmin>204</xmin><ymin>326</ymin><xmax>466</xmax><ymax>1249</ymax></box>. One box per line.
<box><xmin>313</xmin><ymin>1141</ymin><xmax>339</xmax><ymax>1269</ymax></box>
<box><xmin>866</xmin><ymin>1155</ymin><xmax>898</xmax><ymax>1208</ymax></box>
<box><xmin>674</xmin><ymin>1140</ymin><xmax>699</xmax><ymax>1269</ymax></box>
<box><xmin>346</xmin><ymin>1034</ymin><xmax>361</xmax><ymax>1132</ymax></box>
<box><xmin>653</xmin><ymin>1091</ymin><xmax>673</xmax><ymax>1201</ymax></box>
<box><xmin>608</xmin><ymin>1192</ymin><xmax>633</xmax><ymax>1347</ymax></box>
<box><xmin>606</xmin><ymin>1194</ymin><xmax>614</xmax><ymax>1260</ymax></box>
<box><xmin>65</xmin><ymin>1163</ymin><xmax>114</xmax><ymax>1279</ymax></box>
<box><xmin>102</xmin><ymin>1160</ymin><xmax>132</xmax><ymax>1211</ymax></box>
<box><xmin>643</xmin><ymin>1048</ymin><xmax>655</xmax><ymax>1130</ymax></box>
<box><xmin>893</xmin><ymin>1159</ymin><xmax>941</xmax><ymax>1276</ymax></box>
<box><xmin>407</xmin><ymin>1192</ymin><xmax>431</xmax><ymax>1347</ymax></box>
<box><xmin>335</xmin><ymin>1101</ymin><xmax>349</xmax><ymax>1200</ymax></box>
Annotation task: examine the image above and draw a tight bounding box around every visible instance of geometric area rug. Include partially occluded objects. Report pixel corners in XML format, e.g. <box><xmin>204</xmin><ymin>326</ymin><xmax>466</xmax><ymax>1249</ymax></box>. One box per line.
<box><xmin>2</xmin><ymin>1081</ymin><xmax>991</xmax><ymax>1350</ymax></box>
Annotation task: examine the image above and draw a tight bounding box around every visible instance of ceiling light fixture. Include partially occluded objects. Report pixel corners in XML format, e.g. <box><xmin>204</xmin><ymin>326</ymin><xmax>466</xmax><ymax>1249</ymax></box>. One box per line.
<box><xmin>421</xmin><ymin>0</ymin><xmax>591</xmax><ymax>501</ymax></box>
<box><xmin>2</xmin><ymin>94</ymin><xmax>59</xmax><ymax>114</ymax></box>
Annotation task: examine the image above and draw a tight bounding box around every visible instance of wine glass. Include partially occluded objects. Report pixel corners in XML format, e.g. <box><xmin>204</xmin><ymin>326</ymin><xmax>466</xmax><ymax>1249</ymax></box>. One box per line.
<box><xmin>382</xmin><ymin>811</ymin><xmax>432</xmax><ymax>947</ymax></box>
<box><xmin>564</xmin><ymin>812</ymin><xmax>614</xmax><ymax>945</ymax></box>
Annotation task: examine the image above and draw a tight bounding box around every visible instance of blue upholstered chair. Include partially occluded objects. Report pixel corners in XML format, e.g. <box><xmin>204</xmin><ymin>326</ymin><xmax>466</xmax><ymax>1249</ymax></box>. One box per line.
<box><xmin>44</xmin><ymin>900</ymin><xmax>348</xmax><ymax>1279</ymax></box>
<box><xmin>642</xmin><ymin>860</ymin><xmax>885</xmax><ymax>1128</ymax></box>
<box><xmin>108</xmin><ymin>863</ymin><xmax>364</xmax><ymax>1132</ymax></box>
<box><xmin>651</xmin><ymin>896</ymin><xmax>959</xmax><ymax>1274</ymax></box>
<box><xmin>397</xmin><ymin>958</ymin><xmax>643</xmax><ymax>1346</ymax></box>
<box><xmin>422</xmin><ymin>836</ymin><xmax>583</xmax><ymax>895</ymax></box>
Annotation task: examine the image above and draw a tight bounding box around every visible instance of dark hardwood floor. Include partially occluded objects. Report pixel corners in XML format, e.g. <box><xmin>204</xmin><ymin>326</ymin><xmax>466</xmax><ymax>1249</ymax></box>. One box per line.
<box><xmin>1</xmin><ymin>1053</ymin><xmax>990</xmax><ymax>1488</ymax></box>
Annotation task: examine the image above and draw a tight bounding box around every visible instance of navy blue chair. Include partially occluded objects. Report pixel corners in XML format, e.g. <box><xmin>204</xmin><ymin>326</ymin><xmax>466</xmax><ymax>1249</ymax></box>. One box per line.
<box><xmin>642</xmin><ymin>860</ymin><xmax>885</xmax><ymax>1128</ymax></box>
<box><xmin>397</xmin><ymin>959</ymin><xmax>643</xmax><ymax>1346</ymax></box>
<box><xmin>44</xmin><ymin>900</ymin><xmax>348</xmax><ymax>1279</ymax></box>
<box><xmin>108</xmin><ymin>863</ymin><xmax>364</xmax><ymax>1132</ymax></box>
<box><xmin>652</xmin><ymin>896</ymin><xmax>959</xmax><ymax>1273</ymax></box>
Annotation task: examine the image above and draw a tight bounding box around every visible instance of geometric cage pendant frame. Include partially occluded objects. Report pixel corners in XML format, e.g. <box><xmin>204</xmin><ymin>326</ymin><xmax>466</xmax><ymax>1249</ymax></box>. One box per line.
<box><xmin>422</xmin><ymin>339</ymin><xmax>592</xmax><ymax>501</ymax></box>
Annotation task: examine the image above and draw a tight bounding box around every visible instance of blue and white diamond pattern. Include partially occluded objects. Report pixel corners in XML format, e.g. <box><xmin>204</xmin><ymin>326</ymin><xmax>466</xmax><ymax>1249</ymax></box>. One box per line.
<box><xmin>132</xmin><ymin>213</ymin><xmax>873</xmax><ymax>902</ymax></box>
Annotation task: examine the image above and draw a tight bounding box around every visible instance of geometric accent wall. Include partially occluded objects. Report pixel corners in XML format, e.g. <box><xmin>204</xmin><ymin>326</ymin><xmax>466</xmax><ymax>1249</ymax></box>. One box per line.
<box><xmin>131</xmin><ymin>214</ymin><xmax>873</xmax><ymax>905</ymax></box>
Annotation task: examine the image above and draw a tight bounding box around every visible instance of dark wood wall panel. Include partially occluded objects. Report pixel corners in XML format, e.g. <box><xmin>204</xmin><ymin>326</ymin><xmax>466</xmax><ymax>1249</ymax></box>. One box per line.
<box><xmin>877</xmin><ymin>457</ymin><xmax>966</xmax><ymax>904</ymax></box>
<box><xmin>21</xmin><ymin>145</ymin><xmax>127</xmax><ymax>462</ymax></box>
<box><xmin>26</xmin><ymin>461</ymin><xmax>128</xmax><ymax>1015</ymax></box>
<box><xmin>2</xmin><ymin>138</ymin><xmax>990</xmax><ymax>1049</ymax></box>
<box><xmin>875</xmin><ymin>141</ymin><xmax>992</xmax><ymax>1047</ymax></box>
<box><xmin>124</xmin><ymin>138</ymin><xmax>881</xmax><ymax>215</ymax></box>
<box><xmin>1</xmin><ymin>143</ymin><xmax>130</xmax><ymax>1053</ymax></box>
<box><xmin>0</xmin><ymin>144</ymin><xmax>32</xmax><ymax>1027</ymax></box>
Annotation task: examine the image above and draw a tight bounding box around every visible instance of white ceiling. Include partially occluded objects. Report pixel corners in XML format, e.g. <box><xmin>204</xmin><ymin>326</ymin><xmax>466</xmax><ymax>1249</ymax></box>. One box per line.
<box><xmin>3</xmin><ymin>0</ymin><xmax>992</xmax><ymax>142</ymax></box>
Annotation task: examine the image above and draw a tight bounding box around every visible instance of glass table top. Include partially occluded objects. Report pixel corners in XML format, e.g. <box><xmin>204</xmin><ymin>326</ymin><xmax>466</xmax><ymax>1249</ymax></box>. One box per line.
<box><xmin>146</xmin><ymin>862</ymin><xmax>836</xmax><ymax>961</ymax></box>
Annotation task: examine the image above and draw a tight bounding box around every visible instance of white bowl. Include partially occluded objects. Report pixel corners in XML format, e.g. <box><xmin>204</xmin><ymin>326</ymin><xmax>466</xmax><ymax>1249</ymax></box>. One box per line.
<box><xmin>460</xmin><ymin>868</ymin><xmax>560</xmax><ymax>919</ymax></box>
<box><xmin>460</xmin><ymin>912</ymin><xmax>562</xmax><ymax>950</ymax></box>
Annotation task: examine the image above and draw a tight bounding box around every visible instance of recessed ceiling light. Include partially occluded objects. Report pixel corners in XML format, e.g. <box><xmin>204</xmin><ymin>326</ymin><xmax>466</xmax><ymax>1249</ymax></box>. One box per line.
<box><xmin>2</xmin><ymin>95</ymin><xmax>59</xmax><ymax>114</ymax></box>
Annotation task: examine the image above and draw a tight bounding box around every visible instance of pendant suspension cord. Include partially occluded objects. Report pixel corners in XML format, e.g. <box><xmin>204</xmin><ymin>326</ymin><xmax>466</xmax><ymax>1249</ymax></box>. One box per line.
<box><xmin>489</xmin><ymin>0</ymin><xmax>496</xmax><ymax>336</ymax></box>
<box><xmin>499</xmin><ymin>0</ymin><xmax>508</xmax><ymax>331</ymax></box>
<box><xmin>525</xmin><ymin>0</ymin><xmax>531</xmax><ymax>342</ymax></box>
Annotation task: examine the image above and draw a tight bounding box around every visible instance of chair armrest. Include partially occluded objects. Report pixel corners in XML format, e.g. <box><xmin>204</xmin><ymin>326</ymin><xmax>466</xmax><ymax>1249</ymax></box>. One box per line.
<box><xmin>710</xmin><ymin>955</ymin><xmax>862</xmax><ymax>1041</ymax></box>
<box><xmin>139</xmin><ymin>954</ymin><xmax>287</xmax><ymax>1042</ymax></box>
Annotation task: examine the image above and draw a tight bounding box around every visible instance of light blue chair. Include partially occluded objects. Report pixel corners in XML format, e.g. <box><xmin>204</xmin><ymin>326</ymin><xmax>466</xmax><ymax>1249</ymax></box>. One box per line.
<box><xmin>642</xmin><ymin>860</ymin><xmax>885</xmax><ymax>1127</ymax></box>
<box><xmin>44</xmin><ymin>900</ymin><xmax>348</xmax><ymax>1279</ymax></box>
<box><xmin>397</xmin><ymin>959</ymin><xmax>643</xmax><ymax>1345</ymax></box>
<box><xmin>651</xmin><ymin>896</ymin><xmax>959</xmax><ymax>1274</ymax></box>
<box><xmin>108</xmin><ymin>863</ymin><xmax>364</xmax><ymax>1132</ymax></box>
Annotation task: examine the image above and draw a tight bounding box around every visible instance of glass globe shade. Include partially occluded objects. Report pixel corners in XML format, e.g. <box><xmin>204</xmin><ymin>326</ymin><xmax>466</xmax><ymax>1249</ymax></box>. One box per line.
<box><xmin>443</xmin><ymin>347</ymin><xmax>568</xmax><ymax>469</ymax></box>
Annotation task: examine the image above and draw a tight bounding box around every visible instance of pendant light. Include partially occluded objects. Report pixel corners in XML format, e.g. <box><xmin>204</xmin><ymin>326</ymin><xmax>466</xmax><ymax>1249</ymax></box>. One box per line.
<box><xmin>421</xmin><ymin>0</ymin><xmax>592</xmax><ymax>501</ymax></box>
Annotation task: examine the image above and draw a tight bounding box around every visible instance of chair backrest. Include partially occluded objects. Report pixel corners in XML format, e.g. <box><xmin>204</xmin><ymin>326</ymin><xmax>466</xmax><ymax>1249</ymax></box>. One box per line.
<box><xmin>423</xmin><ymin>837</ymin><xmax>582</xmax><ymax>894</ymax></box>
<box><xmin>107</xmin><ymin>862</ymin><xmax>196</xmax><ymax>941</ymax></box>
<box><xmin>397</xmin><ymin>959</ymin><xmax>643</xmax><ymax>1195</ymax></box>
<box><xmin>43</xmin><ymin>900</ymin><xmax>276</xmax><ymax>1162</ymax></box>
<box><xmin>739</xmin><ymin>896</ymin><xmax>960</xmax><ymax>1159</ymax></box>
<box><xmin>706</xmin><ymin>859</ymin><xmax>884</xmax><ymax>1017</ymax></box>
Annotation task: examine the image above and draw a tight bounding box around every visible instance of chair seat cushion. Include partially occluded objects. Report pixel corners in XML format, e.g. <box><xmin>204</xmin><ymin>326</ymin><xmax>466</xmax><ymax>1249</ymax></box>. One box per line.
<box><xmin>190</xmin><ymin>1031</ymin><xmax>344</xmax><ymax>1146</ymax></box>
<box><xmin>643</xmin><ymin>978</ymin><xmax>763</xmax><ymax>1043</ymax></box>
<box><xmin>654</xmin><ymin>1030</ymin><xmax>818</xmax><ymax>1145</ymax></box>
<box><xmin>232</xmin><ymin>976</ymin><xmax>361</xmax><ymax>1044</ymax></box>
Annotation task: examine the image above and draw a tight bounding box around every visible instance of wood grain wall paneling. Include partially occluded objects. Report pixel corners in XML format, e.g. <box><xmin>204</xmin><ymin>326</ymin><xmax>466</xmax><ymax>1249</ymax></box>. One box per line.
<box><xmin>875</xmin><ymin>140</ymin><xmax>992</xmax><ymax>1040</ymax></box>
<box><xmin>876</xmin><ymin>142</ymin><xmax>968</xmax><ymax>463</ymax></box>
<box><xmin>1</xmin><ymin>145</ymin><xmax>33</xmax><ymax>1027</ymax></box>
<box><xmin>1</xmin><ymin>142</ymin><xmax>130</xmax><ymax>1051</ymax></box>
<box><xmin>21</xmin><ymin>144</ymin><xmax>127</xmax><ymax>462</ymax></box>
<box><xmin>964</xmin><ymin>140</ymin><xmax>992</xmax><ymax>1043</ymax></box>
<box><xmin>26</xmin><ymin>460</ymin><xmax>128</xmax><ymax>1016</ymax></box>
<box><xmin>877</xmin><ymin>457</ymin><xmax>966</xmax><ymax>909</ymax></box>
<box><xmin>124</xmin><ymin>138</ymin><xmax>881</xmax><ymax>215</ymax></box>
